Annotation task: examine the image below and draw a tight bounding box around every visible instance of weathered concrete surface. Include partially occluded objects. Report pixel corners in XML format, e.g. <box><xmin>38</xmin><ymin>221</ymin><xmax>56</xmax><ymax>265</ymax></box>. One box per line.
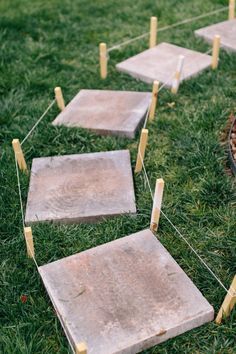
<box><xmin>52</xmin><ymin>90</ymin><xmax>151</xmax><ymax>139</ymax></box>
<box><xmin>116</xmin><ymin>42</ymin><xmax>212</xmax><ymax>85</ymax></box>
<box><xmin>39</xmin><ymin>229</ymin><xmax>214</xmax><ymax>354</ymax></box>
<box><xmin>195</xmin><ymin>20</ymin><xmax>236</xmax><ymax>53</ymax></box>
<box><xmin>25</xmin><ymin>150</ymin><xmax>136</xmax><ymax>224</ymax></box>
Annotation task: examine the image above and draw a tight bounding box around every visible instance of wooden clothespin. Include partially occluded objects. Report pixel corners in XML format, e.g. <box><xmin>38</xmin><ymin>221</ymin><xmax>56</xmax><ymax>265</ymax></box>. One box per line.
<box><xmin>24</xmin><ymin>227</ymin><xmax>35</xmax><ymax>259</ymax></box>
<box><xmin>215</xmin><ymin>275</ymin><xmax>236</xmax><ymax>324</ymax></box>
<box><xmin>150</xmin><ymin>178</ymin><xmax>165</xmax><ymax>232</ymax></box>
<box><xmin>135</xmin><ymin>129</ymin><xmax>148</xmax><ymax>173</ymax></box>
<box><xmin>149</xmin><ymin>16</ymin><xmax>158</xmax><ymax>48</ymax></box>
<box><xmin>229</xmin><ymin>0</ymin><xmax>235</xmax><ymax>20</ymax></box>
<box><xmin>99</xmin><ymin>42</ymin><xmax>107</xmax><ymax>79</ymax></box>
<box><xmin>211</xmin><ymin>35</ymin><xmax>221</xmax><ymax>70</ymax></box>
<box><xmin>149</xmin><ymin>80</ymin><xmax>159</xmax><ymax>121</ymax></box>
<box><xmin>12</xmin><ymin>139</ymin><xmax>27</xmax><ymax>172</ymax></box>
<box><xmin>76</xmin><ymin>342</ymin><xmax>87</xmax><ymax>354</ymax></box>
<box><xmin>54</xmin><ymin>87</ymin><xmax>65</xmax><ymax>111</ymax></box>
<box><xmin>171</xmin><ymin>55</ymin><xmax>184</xmax><ymax>94</ymax></box>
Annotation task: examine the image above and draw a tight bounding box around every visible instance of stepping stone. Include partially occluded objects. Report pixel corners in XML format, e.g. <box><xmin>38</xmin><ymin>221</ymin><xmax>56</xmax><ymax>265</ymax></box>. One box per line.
<box><xmin>195</xmin><ymin>19</ymin><xmax>236</xmax><ymax>53</ymax></box>
<box><xmin>39</xmin><ymin>229</ymin><xmax>214</xmax><ymax>354</ymax></box>
<box><xmin>25</xmin><ymin>150</ymin><xmax>136</xmax><ymax>224</ymax></box>
<box><xmin>116</xmin><ymin>42</ymin><xmax>212</xmax><ymax>85</ymax></box>
<box><xmin>52</xmin><ymin>90</ymin><xmax>151</xmax><ymax>139</ymax></box>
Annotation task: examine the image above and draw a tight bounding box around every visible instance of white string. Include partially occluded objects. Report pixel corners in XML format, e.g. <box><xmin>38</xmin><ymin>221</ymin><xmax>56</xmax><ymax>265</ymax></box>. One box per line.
<box><xmin>107</xmin><ymin>6</ymin><xmax>228</xmax><ymax>52</ymax></box>
<box><xmin>21</xmin><ymin>99</ymin><xmax>55</xmax><ymax>146</ymax></box>
<box><xmin>160</xmin><ymin>209</ymin><xmax>231</xmax><ymax>294</ymax></box>
<box><xmin>205</xmin><ymin>47</ymin><xmax>213</xmax><ymax>55</ymax></box>
<box><xmin>58</xmin><ymin>319</ymin><xmax>76</xmax><ymax>354</ymax></box>
<box><xmin>156</xmin><ymin>7</ymin><xmax>227</xmax><ymax>33</ymax></box>
<box><xmin>143</xmin><ymin>104</ymin><xmax>151</xmax><ymax>129</ymax></box>
<box><xmin>14</xmin><ymin>154</ymin><xmax>25</xmax><ymax>230</ymax></box>
<box><xmin>159</xmin><ymin>78</ymin><xmax>172</xmax><ymax>92</ymax></box>
<box><xmin>137</xmin><ymin>148</ymin><xmax>233</xmax><ymax>296</ymax></box>
<box><xmin>108</xmin><ymin>32</ymin><xmax>149</xmax><ymax>52</ymax></box>
<box><xmin>14</xmin><ymin>154</ymin><xmax>39</xmax><ymax>269</ymax></box>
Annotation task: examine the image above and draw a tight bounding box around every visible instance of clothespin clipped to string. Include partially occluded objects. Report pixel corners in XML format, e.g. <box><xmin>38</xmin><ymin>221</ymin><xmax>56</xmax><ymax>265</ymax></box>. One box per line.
<box><xmin>135</xmin><ymin>129</ymin><xmax>148</xmax><ymax>173</ymax></box>
<box><xmin>12</xmin><ymin>139</ymin><xmax>27</xmax><ymax>173</ymax></box>
<box><xmin>54</xmin><ymin>87</ymin><xmax>65</xmax><ymax>111</ymax></box>
<box><xmin>215</xmin><ymin>275</ymin><xmax>236</xmax><ymax>324</ymax></box>
<box><xmin>150</xmin><ymin>179</ymin><xmax>165</xmax><ymax>232</ymax></box>
<box><xmin>149</xmin><ymin>80</ymin><xmax>159</xmax><ymax>121</ymax></box>
<box><xmin>171</xmin><ymin>55</ymin><xmax>184</xmax><ymax>94</ymax></box>
<box><xmin>24</xmin><ymin>227</ymin><xmax>35</xmax><ymax>259</ymax></box>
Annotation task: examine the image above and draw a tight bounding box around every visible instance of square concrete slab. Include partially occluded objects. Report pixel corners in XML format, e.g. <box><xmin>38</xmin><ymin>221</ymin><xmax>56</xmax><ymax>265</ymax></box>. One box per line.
<box><xmin>52</xmin><ymin>90</ymin><xmax>151</xmax><ymax>139</ymax></box>
<box><xmin>39</xmin><ymin>229</ymin><xmax>214</xmax><ymax>354</ymax></box>
<box><xmin>116</xmin><ymin>42</ymin><xmax>212</xmax><ymax>85</ymax></box>
<box><xmin>195</xmin><ymin>19</ymin><xmax>236</xmax><ymax>53</ymax></box>
<box><xmin>25</xmin><ymin>150</ymin><xmax>136</xmax><ymax>224</ymax></box>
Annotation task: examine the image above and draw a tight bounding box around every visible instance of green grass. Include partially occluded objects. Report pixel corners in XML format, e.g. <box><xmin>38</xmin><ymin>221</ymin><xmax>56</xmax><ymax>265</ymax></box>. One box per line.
<box><xmin>1</xmin><ymin>0</ymin><xmax>236</xmax><ymax>352</ymax></box>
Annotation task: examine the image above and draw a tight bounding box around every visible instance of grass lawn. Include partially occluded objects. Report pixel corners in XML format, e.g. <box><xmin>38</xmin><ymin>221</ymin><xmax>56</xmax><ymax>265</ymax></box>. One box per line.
<box><xmin>1</xmin><ymin>0</ymin><xmax>236</xmax><ymax>352</ymax></box>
